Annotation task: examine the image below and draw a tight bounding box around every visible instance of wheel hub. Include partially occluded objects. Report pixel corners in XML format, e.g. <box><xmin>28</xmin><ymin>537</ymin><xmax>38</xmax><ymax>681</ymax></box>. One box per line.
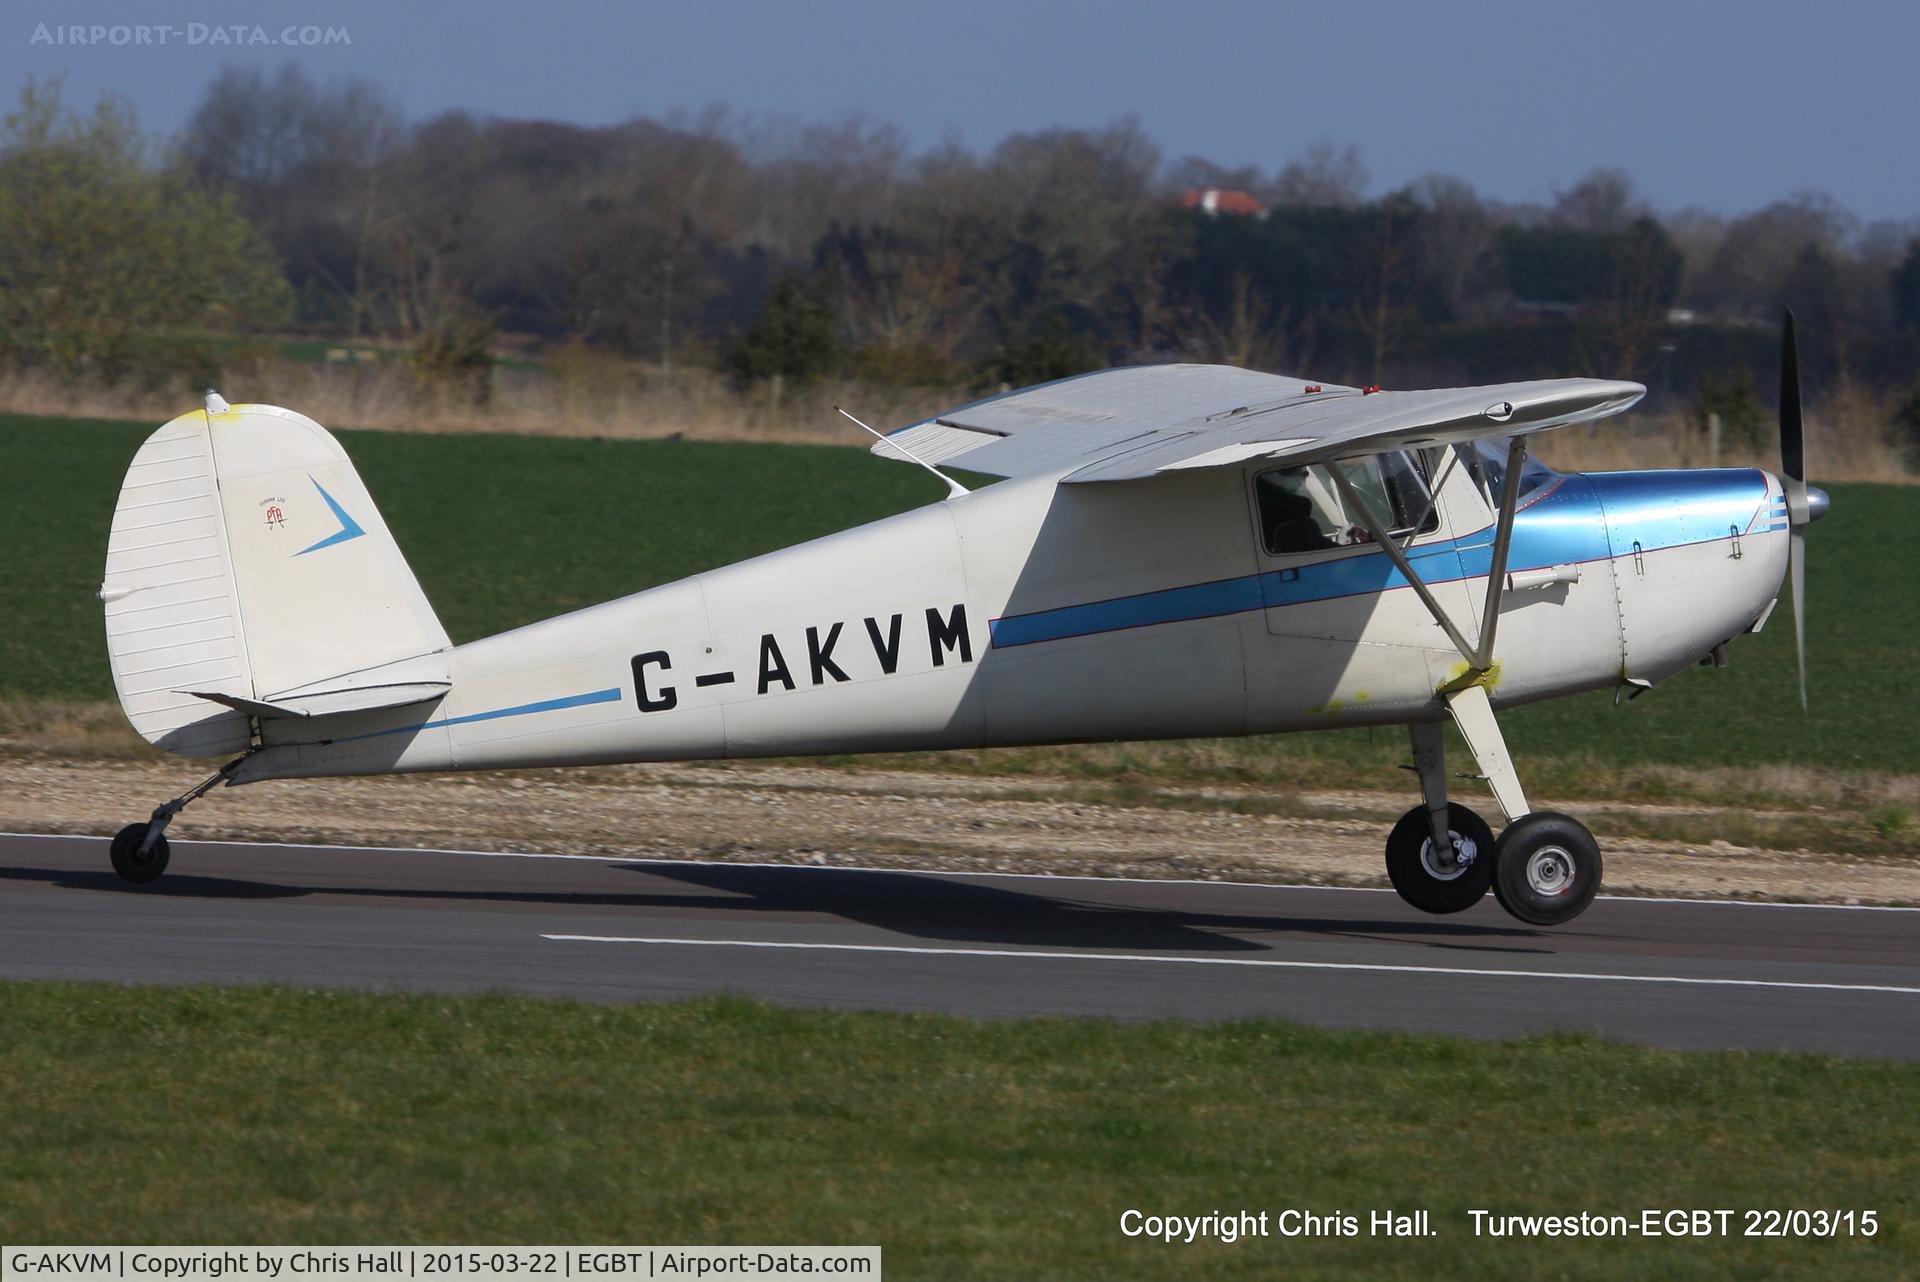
<box><xmin>1525</xmin><ymin>844</ymin><xmax>1575</xmax><ymax>897</ymax></box>
<box><xmin>1420</xmin><ymin>831</ymin><xmax>1478</xmax><ymax>882</ymax></box>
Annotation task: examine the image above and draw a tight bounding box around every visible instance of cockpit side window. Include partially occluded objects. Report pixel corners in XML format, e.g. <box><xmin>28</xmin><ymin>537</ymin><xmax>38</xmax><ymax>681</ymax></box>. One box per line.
<box><xmin>1255</xmin><ymin>468</ymin><xmax>1344</xmax><ymax>553</ymax></box>
<box><xmin>1255</xmin><ymin>451</ymin><xmax>1438</xmax><ymax>556</ymax></box>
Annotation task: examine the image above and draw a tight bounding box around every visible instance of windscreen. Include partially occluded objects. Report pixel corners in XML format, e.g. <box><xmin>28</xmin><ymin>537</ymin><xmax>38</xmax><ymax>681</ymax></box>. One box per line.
<box><xmin>1461</xmin><ymin>437</ymin><xmax>1558</xmax><ymax>510</ymax></box>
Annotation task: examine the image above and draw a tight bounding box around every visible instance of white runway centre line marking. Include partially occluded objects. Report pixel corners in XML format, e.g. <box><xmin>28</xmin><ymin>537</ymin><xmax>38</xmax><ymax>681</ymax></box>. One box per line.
<box><xmin>540</xmin><ymin>934</ymin><xmax>1920</xmax><ymax>995</ymax></box>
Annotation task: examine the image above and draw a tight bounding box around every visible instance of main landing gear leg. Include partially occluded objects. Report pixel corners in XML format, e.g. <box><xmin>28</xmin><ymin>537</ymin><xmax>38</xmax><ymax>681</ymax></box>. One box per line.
<box><xmin>109</xmin><ymin>755</ymin><xmax>249</xmax><ymax>886</ymax></box>
<box><xmin>1383</xmin><ymin>721</ymin><xmax>1495</xmax><ymax>914</ymax></box>
<box><xmin>1444</xmin><ymin>685</ymin><xmax>1602</xmax><ymax>926</ymax></box>
<box><xmin>1443</xmin><ymin>685</ymin><xmax>1527</xmax><ymax>820</ymax></box>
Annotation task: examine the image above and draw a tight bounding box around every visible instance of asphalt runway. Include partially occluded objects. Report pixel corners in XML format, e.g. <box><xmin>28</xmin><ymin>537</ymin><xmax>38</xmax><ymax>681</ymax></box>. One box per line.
<box><xmin>2</xmin><ymin>831</ymin><xmax>1916</xmax><ymax>1059</ymax></box>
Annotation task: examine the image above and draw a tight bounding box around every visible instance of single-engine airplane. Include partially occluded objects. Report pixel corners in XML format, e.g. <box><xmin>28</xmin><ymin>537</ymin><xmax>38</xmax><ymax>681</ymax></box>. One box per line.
<box><xmin>97</xmin><ymin>315</ymin><xmax>1827</xmax><ymax>925</ymax></box>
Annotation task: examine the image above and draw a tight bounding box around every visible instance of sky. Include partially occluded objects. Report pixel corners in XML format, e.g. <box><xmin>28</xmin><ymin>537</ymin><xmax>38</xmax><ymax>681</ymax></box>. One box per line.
<box><xmin>7</xmin><ymin>0</ymin><xmax>1917</xmax><ymax>222</ymax></box>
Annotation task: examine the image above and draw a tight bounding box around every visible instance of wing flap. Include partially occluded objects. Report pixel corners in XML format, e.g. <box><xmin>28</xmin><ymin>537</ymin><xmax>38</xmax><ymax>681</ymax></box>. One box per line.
<box><xmin>873</xmin><ymin>421</ymin><xmax>1003</xmax><ymax>466</ymax></box>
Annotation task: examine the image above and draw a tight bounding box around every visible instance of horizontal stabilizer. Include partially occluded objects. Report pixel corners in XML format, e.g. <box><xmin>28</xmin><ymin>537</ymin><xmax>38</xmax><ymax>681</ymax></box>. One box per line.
<box><xmin>185</xmin><ymin>681</ymin><xmax>451</xmax><ymax>720</ymax></box>
<box><xmin>184</xmin><ymin>648</ymin><xmax>452</xmax><ymax>719</ymax></box>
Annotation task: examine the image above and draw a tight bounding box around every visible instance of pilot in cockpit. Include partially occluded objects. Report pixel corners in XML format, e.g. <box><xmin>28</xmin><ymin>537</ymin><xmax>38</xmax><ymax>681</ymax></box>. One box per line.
<box><xmin>1261</xmin><ymin>467</ymin><xmax>1369</xmax><ymax>553</ymax></box>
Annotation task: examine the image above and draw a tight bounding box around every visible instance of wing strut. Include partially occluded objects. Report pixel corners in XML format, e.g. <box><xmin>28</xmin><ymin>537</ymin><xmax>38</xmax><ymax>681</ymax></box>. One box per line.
<box><xmin>1326</xmin><ymin>437</ymin><xmax>1528</xmax><ymax>673</ymax></box>
<box><xmin>1468</xmin><ymin>436</ymin><xmax>1528</xmax><ymax>669</ymax></box>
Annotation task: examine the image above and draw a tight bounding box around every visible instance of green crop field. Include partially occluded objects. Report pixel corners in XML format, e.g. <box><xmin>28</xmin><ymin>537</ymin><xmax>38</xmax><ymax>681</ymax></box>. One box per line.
<box><xmin>0</xmin><ymin>983</ymin><xmax>1913</xmax><ymax>1279</ymax></box>
<box><xmin>2</xmin><ymin>414</ymin><xmax>1913</xmax><ymax>778</ymax></box>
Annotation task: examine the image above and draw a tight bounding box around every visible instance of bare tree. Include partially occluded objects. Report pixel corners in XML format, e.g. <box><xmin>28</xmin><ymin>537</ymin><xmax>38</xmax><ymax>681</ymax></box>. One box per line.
<box><xmin>1349</xmin><ymin>198</ymin><xmax>1417</xmax><ymax>381</ymax></box>
<box><xmin>826</xmin><ymin>223</ymin><xmax>984</xmax><ymax>359</ymax></box>
<box><xmin>1271</xmin><ymin>141</ymin><xmax>1368</xmax><ymax>208</ymax></box>
<box><xmin>727</xmin><ymin>111</ymin><xmax>907</xmax><ymax>261</ymax></box>
<box><xmin>1193</xmin><ymin>266</ymin><xmax>1308</xmax><ymax>371</ymax></box>
<box><xmin>1591</xmin><ymin>217</ymin><xmax>1680</xmax><ymax>376</ymax></box>
<box><xmin>1107</xmin><ymin>209</ymin><xmax>1191</xmax><ymax>356</ymax></box>
<box><xmin>1405</xmin><ymin>174</ymin><xmax>1495</xmax><ymax>319</ymax></box>
<box><xmin>1694</xmin><ymin>192</ymin><xmax>1859</xmax><ymax>321</ymax></box>
<box><xmin>1661</xmin><ymin>206</ymin><xmax>1729</xmax><ymax>310</ymax></box>
<box><xmin>1551</xmin><ymin>167</ymin><xmax>1643</xmax><ymax>235</ymax></box>
<box><xmin>975</xmin><ymin>116</ymin><xmax>1163</xmax><ymax>336</ymax></box>
<box><xmin>178</xmin><ymin>64</ymin><xmax>404</xmax><ymax>334</ymax></box>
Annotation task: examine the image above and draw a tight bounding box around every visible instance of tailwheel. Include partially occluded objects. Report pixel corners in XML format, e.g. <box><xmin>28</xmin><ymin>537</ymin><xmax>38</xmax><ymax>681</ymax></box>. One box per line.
<box><xmin>1493</xmin><ymin>812</ymin><xmax>1602</xmax><ymax>926</ymax></box>
<box><xmin>110</xmin><ymin>822</ymin><xmax>171</xmax><ymax>885</ymax></box>
<box><xmin>1385</xmin><ymin>802</ymin><xmax>1495</xmax><ymax>914</ymax></box>
<box><xmin>104</xmin><ymin>754</ymin><xmax>251</xmax><ymax>887</ymax></box>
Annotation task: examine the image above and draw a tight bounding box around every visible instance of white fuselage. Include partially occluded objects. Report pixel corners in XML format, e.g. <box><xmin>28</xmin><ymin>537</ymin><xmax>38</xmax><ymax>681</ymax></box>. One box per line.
<box><xmin>238</xmin><ymin>458</ymin><xmax>1788</xmax><ymax>783</ymax></box>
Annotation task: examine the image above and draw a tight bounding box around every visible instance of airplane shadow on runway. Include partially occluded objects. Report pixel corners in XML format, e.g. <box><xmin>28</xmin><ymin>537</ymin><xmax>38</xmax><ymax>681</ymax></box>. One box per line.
<box><xmin>620</xmin><ymin>862</ymin><xmax>1560</xmax><ymax>954</ymax></box>
<box><xmin>0</xmin><ymin>857</ymin><xmax>1557</xmax><ymax>956</ymax></box>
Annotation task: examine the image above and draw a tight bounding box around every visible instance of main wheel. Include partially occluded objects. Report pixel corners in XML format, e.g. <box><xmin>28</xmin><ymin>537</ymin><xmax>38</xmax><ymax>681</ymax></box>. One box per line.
<box><xmin>1385</xmin><ymin>802</ymin><xmax>1495</xmax><ymax>914</ymax></box>
<box><xmin>110</xmin><ymin>822</ymin><xmax>170</xmax><ymax>885</ymax></box>
<box><xmin>1493</xmin><ymin>812</ymin><xmax>1601</xmax><ymax>926</ymax></box>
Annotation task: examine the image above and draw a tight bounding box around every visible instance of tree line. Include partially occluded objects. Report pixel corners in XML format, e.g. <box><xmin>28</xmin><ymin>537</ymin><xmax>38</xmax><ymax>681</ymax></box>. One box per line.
<box><xmin>4</xmin><ymin>66</ymin><xmax>1919</xmax><ymax>442</ymax></box>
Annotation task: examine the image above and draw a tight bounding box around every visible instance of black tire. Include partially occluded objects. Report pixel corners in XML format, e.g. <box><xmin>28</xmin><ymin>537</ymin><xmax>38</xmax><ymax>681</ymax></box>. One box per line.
<box><xmin>110</xmin><ymin>822</ymin><xmax>170</xmax><ymax>885</ymax></box>
<box><xmin>1385</xmin><ymin>802</ymin><xmax>1495</xmax><ymax>914</ymax></box>
<box><xmin>1493</xmin><ymin>812</ymin><xmax>1601</xmax><ymax>926</ymax></box>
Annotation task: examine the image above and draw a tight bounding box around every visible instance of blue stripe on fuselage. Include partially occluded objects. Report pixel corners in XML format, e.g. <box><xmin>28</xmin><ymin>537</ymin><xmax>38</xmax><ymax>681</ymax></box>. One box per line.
<box><xmin>988</xmin><ymin>469</ymin><xmax>1769</xmax><ymax>649</ymax></box>
<box><xmin>336</xmin><ymin>687</ymin><xmax>624</xmax><ymax>742</ymax></box>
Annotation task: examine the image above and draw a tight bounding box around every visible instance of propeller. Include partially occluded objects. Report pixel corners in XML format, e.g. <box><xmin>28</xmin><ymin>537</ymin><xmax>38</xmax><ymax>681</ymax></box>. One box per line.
<box><xmin>1778</xmin><ymin>309</ymin><xmax>1829</xmax><ymax>711</ymax></box>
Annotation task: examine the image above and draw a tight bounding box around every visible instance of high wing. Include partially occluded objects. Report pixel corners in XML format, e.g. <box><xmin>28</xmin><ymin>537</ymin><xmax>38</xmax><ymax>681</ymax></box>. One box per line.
<box><xmin>872</xmin><ymin>365</ymin><xmax>1644</xmax><ymax>483</ymax></box>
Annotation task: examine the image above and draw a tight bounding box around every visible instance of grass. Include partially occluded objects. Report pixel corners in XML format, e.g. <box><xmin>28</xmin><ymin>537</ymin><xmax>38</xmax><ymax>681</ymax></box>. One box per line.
<box><xmin>3</xmin><ymin>412</ymin><xmax>1915</xmax><ymax>790</ymax></box>
<box><xmin>0</xmin><ymin>983</ymin><xmax>1913</xmax><ymax>1279</ymax></box>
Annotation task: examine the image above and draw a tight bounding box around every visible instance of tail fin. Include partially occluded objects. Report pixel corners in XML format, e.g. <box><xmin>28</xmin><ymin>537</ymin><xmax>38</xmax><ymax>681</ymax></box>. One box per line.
<box><xmin>101</xmin><ymin>398</ymin><xmax>451</xmax><ymax>757</ymax></box>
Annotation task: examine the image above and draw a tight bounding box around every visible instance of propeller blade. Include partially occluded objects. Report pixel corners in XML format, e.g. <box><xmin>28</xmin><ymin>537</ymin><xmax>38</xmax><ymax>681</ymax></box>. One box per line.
<box><xmin>1780</xmin><ymin>309</ymin><xmax>1810</xmax><ymax>529</ymax></box>
<box><xmin>1780</xmin><ymin>309</ymin><xmax>1810</xmax><ymax>711</ymax></box>
<box><xmin>1780</xmin><ymin>308</ymin><xmax>1804</xmax><ymax>488</ymax></box>
<box><xmin>1789</xmin><ymin>525</ymin><xmax>1807</xmax><ymax>712</ymax></box>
